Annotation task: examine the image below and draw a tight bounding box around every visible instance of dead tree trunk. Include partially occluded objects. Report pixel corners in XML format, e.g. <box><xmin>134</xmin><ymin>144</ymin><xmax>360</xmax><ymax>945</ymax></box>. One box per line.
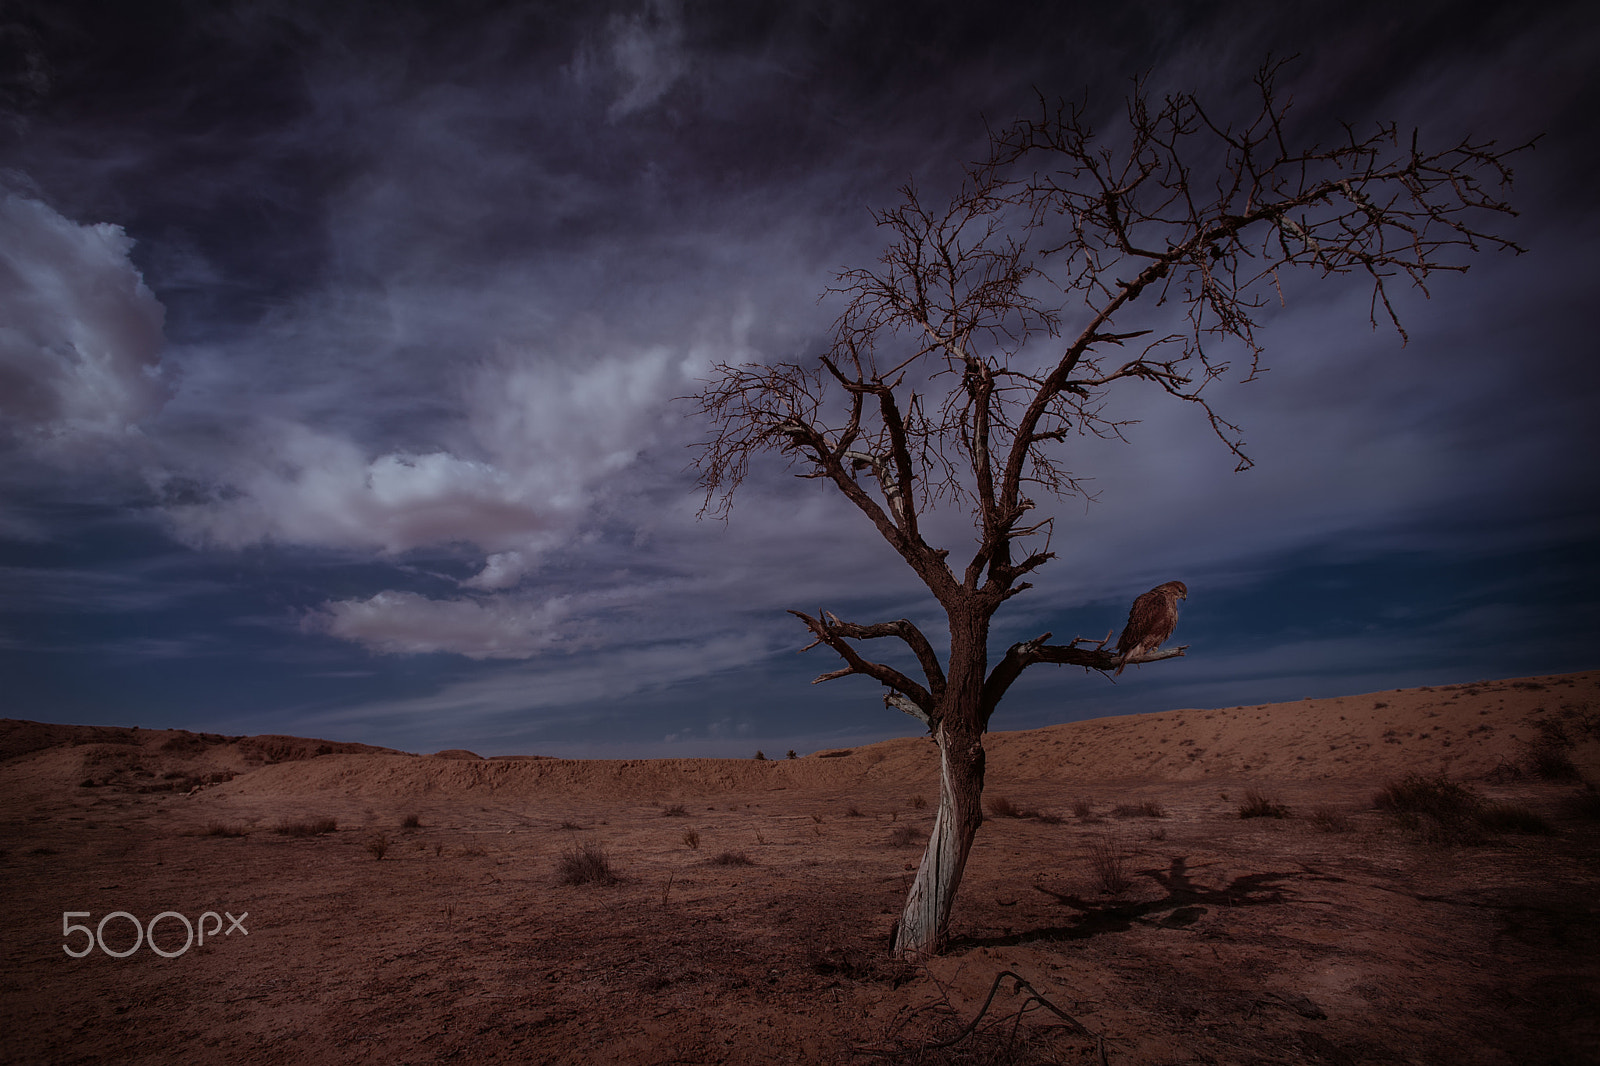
<box><xmin>892</xmin><ymin>610</ymin><xmax>990</xmax><ymax>957</ymax></box>
<box><xmin>894</xmin><ymin>714</ymin><xmax>985</xmax><ymax>957</ymax></box>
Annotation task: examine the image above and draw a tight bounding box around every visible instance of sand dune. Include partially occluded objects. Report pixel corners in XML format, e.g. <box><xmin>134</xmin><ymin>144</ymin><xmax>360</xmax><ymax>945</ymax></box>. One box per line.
<box><xmin>6</xmin><ymin>670</ymin><xmax>1594</xmax><ymax>806</ymax></box>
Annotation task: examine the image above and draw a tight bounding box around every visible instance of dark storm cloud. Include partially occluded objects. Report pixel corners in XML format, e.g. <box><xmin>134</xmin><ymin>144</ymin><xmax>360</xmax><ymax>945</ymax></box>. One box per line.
<box><xmin>0</xmin><ymin>0</ymin><xmax>1595</xmax><ymax>752</ymax></box>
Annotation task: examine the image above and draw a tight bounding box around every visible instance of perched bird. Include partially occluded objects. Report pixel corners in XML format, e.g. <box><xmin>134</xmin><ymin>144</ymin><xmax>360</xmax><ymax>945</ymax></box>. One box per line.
<box><xmin>1115</xmin><ymin>581</ymin><xmax>1188</xmax><ymax>675</ymax></box>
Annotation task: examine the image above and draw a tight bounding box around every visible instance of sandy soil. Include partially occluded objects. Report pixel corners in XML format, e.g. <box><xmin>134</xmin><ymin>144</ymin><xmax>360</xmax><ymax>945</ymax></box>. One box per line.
<box><xmin>2</xmin><ymin>671</ymin><xmax>1598</xmax><ymax>1065</ymax></box>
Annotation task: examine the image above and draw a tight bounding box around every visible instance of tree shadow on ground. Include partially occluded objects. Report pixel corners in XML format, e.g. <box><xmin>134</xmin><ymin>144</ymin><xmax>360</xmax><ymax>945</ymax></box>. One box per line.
<box><xmin>950</xmin><ymin>856</ymin><xmax>1299</xmax><ymax>950</ymax></box>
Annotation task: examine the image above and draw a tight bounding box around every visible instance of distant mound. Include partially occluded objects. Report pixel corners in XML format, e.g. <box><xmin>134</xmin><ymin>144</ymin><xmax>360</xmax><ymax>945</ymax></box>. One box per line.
<box><xmin>2</xmin><ymin>671</ymin><xmax>1595</xmax><ymax>808</ymax></box>
<box><xmin>0</xmin><ymin>721</ymin><xmax>404</xmax><ymax>803</ymax></box>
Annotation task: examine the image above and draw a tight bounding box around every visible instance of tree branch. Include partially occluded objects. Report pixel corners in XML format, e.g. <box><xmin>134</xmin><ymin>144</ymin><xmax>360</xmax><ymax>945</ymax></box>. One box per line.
<box><xmin>789</xmin><ymin>610</ymin><xmax>943</xmax><ymax>713</ymax></box>
<box><xmin>981</xmin><ymin>630</ymin><xmax>1187</xmax><ymax>722</ymax></box>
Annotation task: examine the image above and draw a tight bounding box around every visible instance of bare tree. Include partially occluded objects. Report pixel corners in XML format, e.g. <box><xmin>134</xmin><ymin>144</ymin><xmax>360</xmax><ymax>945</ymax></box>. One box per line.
<box><xmin>692</xmin><ymin>62</ymin><xmax>1526</xmax><ymax>959</ymax></box>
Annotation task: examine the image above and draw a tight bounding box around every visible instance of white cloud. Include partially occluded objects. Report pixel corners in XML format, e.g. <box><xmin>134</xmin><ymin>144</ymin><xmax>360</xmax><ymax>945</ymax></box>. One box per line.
<box><xmin>462</xmin><ymin>550</ymin><xmax>530</xmax><ymax>590</ymax></box>
<box><xmin>0</xmin><ymin>190</ymin><xmax>170</xmax><ymax>446</ymax></box>
<box><xmin>165</xmin><ymin>346</ymin><xmax>688</xmax><ymax>559</ymax></box>
<box><xmin>310</xmin><ymin>589</ymin><xmax>575</xmax><ymax>659</ymax></box>
<box><xmin>165</xmin><ymin>422</ymin><xmax>554</xmax><ymax>553</ymax></box>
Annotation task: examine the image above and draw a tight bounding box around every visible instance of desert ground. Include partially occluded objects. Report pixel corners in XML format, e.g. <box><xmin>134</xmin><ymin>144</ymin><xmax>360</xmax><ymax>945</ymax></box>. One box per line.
<box><xmin>2</xmin><ymin>671</ymin><xmax>1598</xmax><ymax>1065</ymax></box>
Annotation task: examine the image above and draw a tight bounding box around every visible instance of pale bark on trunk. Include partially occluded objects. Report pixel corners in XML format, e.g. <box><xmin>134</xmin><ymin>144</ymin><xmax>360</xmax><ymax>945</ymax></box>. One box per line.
<box><xmin>892</xmin><ymin>608</ymin><xmax>990</xmax><ymax>959</ymax></box>
<box><xmin>892</xmin><ymin>719</ymin><xmax>986</xmax><ymax>958</ymax></box>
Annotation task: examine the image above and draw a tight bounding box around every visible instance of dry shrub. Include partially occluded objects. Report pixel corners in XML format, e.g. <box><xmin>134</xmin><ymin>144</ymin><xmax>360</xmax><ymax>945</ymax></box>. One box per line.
<box><xmin>1528</xmin><ymin>744</ymin><xmax>1579</xmax><ymax>781</ymax></box>
<box><xmin>1374</xmin><ymin>773</ymin><xmax>1477</xmax><ymax>817</ymax></box>
<box><xmin>661</xmin><ymin>804</ymin><xmax>688</xmax><ymax>817</ymax></box>
<box><xmin>681</xmin><ymin>828</ymin><xmax>700</xmax><ymax>849</ymax></box>
<box><xmin>1308</xmin><ymin>807</ymin><xmax>1353</xmax><ymax>833</ymax></box>
<box><xmin>365</xmin><ymin>834</ymin><xmax>390</xmax><ymax>860</ymax></box>
<box><xmin>845</xmin><ymin>804</ymin><xmax>866</xmax><ymax>818</ymax></box>
<box><xmin>275</xmin><ymin>818</ymin><xmax>337</xmax><ymax>836</ymax></box>
<box><xmin>1523</xmin><ymin>713</ymin><xmax>1594</xmax><ymax>780</ymax></box>
<box><xmin>202</xmin><ymin>822</ymin><xmax>248</xmax><ymax>837</ymax></box>
<box><xmin>1087</xmin><ymin>838</ymin><xmax>1131</xmax><ymax>896</ymax></box>
<box><xmin>558</xmin><ymin>840</ymin><xmax>621</xmax><ymax>884</ymax></box>
<box><xmin>888</xmin><ymin>825</ymin><xmax>920</xmax><ymax>848</ymax></box>
<box><xmin>401</xmin><ymin>813</ymin><xmax>421</xmax><ymax>829</ymax></box>
<box><xmin>1238</xmin><ymin>789</ymin><xmax>1291</xmax><ymax>819</ymax></box>
<box><xmin>908</xmin><ymin>794</ymin><xmax>928</xmax><ymax>810</ymax></box>
<box><xmin>1071</xmin><ymin>797</ymin><xmax>1094</xmax><ymax>819</ymax></box>
<box><xmin>708</xmin><ymin>850</ymin><xmax>754</xmax><ymax>866</ymax></box>
<box><xmin>1374</xmin><ymin>773</ymin><xmax>1489</xmax><ymax>844</ymax></box>
<box><xmin>986</xmin><ymin>795</ymin><xmax>1037</xmax><ymax>818</ymax></box>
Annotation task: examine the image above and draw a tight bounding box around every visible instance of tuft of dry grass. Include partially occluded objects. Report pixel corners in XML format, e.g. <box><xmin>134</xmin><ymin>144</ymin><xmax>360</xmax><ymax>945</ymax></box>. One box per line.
<box><xmin>845</xmin><ymin>805</ymin><xmax>865</xmax><ymax>818</ymax></box>
<box><xmin>987</xmin><ymin>795</ymin><xmax>1039</xmax><ymax>818</ymax></box>
<box><xmin>1087</xmin><ymin>837</ymin><xmax>1131</xmax><ymax>896</ymax></box>
<box><xmin>661</xmin><ymin>804</ymin><xmax>688</xmax><ymax>817</ymax></box>
<box><xmin>1071</xmin><ymin>797</ymin><xmax>1095</xmax><ymax>819</ymax></box>
<box><xmin>1238</xmin><ymin>789</ymin><xmax>1291</xmax><ymax>819</ymax></box>
<box><xmin>1371</xmin><ymin>773</ymin><xmax>1553</xmax><ymax>843</ymax></box>
<box><xmin>708</xmin><ymin>850</ymin><xmax>754</xmax><ymax>866</ymax></box>
<box><xmin>201</xmin><ymin>822</ymin><xmax>249</xmax><ymax>838</ymax></box>
<box><xmin>275</xmin><ymin>817</ymin><xmax>337</xmax><ymax>836</ymax></box>
<box><xmin>908</xmin><ymin>794</ymin><xmax>928</xmax><ymax>810</ymax></box>
<box><xmin>401</xmin><ymin>813</ymin><xmax>422</xmax><ymax>829</ymax></box>
<box><xmin>888</xmin><ymin>825</ymin><xmax>920</xmax><ymax>848</ymax></box>
<box><xmin>1114</xmin><ymin>800</ymin><xmax>1165</xmax><ymax>818</ymax></box>
<box><xmin>557</xmin><ymin>840</ymin><xmax>621</xmax><ymax>884</ymax></box>
<box><xmin>681</xmin><ymin>828</ymin><xmax>700</xmax><ymax>849</ymax></box>
<box><xmin>1373</xmin><ymin>773</ymin><xmax>1479</xmax><ymax>835</ymax></box>
<box><xmin>365</xmin><ymin>834</ymin><xmax>390</xmax><ymax>860</ymax></box>
<box><xmin>1528</xmin><ymin>743</ymin><xmax>1579</xmax><ymax>781</ymax></box>
<box><xmin>1308</xmin><ymin>807</ymin><xmax>1353</xmax><ymax>833</ymax></box>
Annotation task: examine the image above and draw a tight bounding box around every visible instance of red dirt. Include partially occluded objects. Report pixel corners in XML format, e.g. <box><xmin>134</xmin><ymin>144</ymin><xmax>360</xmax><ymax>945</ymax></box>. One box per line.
<box><xmin>2</xmin><ymin>671</ymin><xmax>1597</xmax><ymax>1064</ymax></box>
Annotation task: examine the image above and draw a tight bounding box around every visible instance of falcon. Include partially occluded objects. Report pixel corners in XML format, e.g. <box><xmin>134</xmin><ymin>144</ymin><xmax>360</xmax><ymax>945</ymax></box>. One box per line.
<box><xmin>1115</xmin><ymin>581</ymin><xmax>1188</xmax><ymax>675</ymax></box>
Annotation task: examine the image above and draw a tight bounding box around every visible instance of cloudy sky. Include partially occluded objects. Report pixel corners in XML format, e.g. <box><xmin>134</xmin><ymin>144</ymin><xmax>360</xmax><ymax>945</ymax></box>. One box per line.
<box><xmin>2</xmin><ymin>0</ymin><xmax>1597</xmax><ymax>757</ymax></box>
